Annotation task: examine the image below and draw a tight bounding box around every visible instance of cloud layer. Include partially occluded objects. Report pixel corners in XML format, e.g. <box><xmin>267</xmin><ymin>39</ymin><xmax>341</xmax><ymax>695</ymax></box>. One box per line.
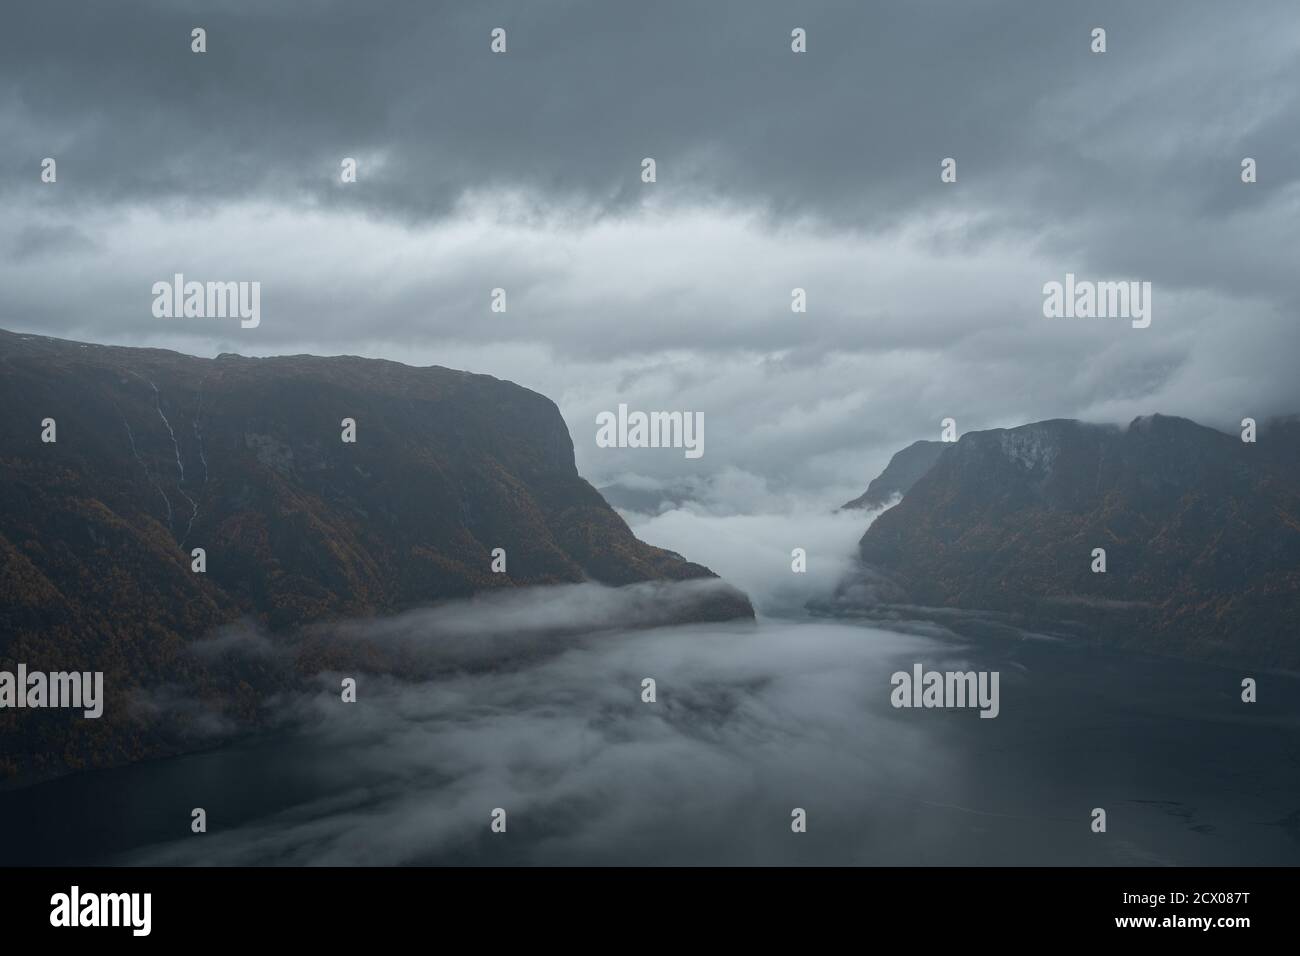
<box><xmin>4</xmin><ymin>0</ymin><xmax>1298</xmax><ymax>496</ymax></box>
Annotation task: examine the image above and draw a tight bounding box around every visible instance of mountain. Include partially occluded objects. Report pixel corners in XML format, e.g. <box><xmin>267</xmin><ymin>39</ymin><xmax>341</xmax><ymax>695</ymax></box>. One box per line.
<box><xmin>840</xmin><ymin>440</ymin><xmax>947</xmax><ymax>511</ymax></box>
<box><xmin>828</xmin><ymin>415</ymin><xmax>1300</xmax><ymax>667</ymax></box>
<box><xmin>0</xmin><ymin>330</ymin><xmax>751</xmax><ymax>782</ymax></box>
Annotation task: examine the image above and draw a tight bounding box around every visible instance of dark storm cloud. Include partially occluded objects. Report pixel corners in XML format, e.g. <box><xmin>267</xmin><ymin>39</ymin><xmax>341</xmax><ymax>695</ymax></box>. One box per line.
<box><xmin>2</xmin><ymin>0</ymin><xmax>1297</xmax><ymax>496</ymax></box>
<box><xmin>6</xmin><ymin>222</ymin><xmax>97</xmax><ymax>261</ymax></box>
<box><xmin>4</xmin><ymin>0</ymin><xmax>1296</xmax><ymax>232</ymax></box>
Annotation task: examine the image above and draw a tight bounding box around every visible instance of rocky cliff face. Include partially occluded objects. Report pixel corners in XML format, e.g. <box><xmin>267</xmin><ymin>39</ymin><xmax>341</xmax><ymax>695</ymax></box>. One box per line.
<box><xmin>832</xmin><ymin>415</ymin><xmax>1300</xmax><ymax>667</ymax></box>
<box><xmin>0</xmin><ymin>330</ymin><xmax>751</xmax><ymax>782</ymax></box>
<box><xmin>840</xmin><ymin>440</ymin><xmax>947</xmax><ymax>511</ymax></box>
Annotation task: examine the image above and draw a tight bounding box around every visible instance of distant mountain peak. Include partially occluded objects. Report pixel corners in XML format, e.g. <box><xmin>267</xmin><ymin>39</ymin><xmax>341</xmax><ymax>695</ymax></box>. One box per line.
<box><xmin>840</xmin><ymin>439</ymin><xmax>947</xmax><ymax>511</ymax></box>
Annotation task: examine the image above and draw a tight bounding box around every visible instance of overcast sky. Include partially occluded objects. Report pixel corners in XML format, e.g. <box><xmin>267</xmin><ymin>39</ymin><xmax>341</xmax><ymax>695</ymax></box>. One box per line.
<box><xmin>3</xmin><ymin>0</ymin><xmax>1298</xmax><ymax>502</ymax></box>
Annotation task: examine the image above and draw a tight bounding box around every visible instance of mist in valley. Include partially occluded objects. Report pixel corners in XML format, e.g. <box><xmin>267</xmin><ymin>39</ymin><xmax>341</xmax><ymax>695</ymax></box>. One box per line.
<box><xmin>4</xmin><ymin>502</ymin><xmax>1296</xmax><ymax>867</ymax></box>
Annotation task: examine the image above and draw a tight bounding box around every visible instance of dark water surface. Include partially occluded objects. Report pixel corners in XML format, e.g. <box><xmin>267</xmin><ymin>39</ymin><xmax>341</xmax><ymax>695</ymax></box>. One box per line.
<box><xmin>2</xmin><ymin>619</ymin><xmax>1297</xmax><ymax>866</ymax></box>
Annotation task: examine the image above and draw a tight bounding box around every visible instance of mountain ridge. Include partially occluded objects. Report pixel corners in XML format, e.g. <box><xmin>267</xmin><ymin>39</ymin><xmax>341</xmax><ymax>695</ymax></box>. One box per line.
<box><xmin>0</xmin><ymin>329</ymin><xmax>752</xmax><ymax>782</ymax></box>
<box><xmin>825</xmin><ymin>414</ymin><xmax>1300</xmax><ymax>667</ymax></box>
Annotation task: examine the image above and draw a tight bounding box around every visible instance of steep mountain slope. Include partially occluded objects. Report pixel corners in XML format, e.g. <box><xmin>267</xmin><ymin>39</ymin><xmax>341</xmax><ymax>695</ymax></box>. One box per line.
<box><xmin>0</xmin><ymin>330</ymin><xmax>751</xmax><ymax>781</ymax></box>
<box><xmin>840</xmin><ymin>440</ymin><xmax>947</xmax><ymax>511</ymax></box>
<box><xmin>832</xmin><ymin>415</ymin><xmax>1300</xmax><ymax>666</ymax></box>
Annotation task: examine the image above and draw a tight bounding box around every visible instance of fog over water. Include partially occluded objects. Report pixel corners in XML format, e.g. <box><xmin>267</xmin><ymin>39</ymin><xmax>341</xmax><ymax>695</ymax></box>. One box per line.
<box><xmin>1</xmin><ymin>505</ymin><xmax>1298</xmax><ymax>866</ymax></box>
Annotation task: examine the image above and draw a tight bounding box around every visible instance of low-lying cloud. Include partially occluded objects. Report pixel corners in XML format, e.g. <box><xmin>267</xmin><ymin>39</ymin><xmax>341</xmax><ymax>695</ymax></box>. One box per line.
<box><xmin>621</xmin><ymin>500</ymin><xmax>874</xmax><ymax>617</ymax></box>
<box><xmin>115</xmin><ymin>597</ymin><xmax>1300</xmax><ymax>867</ymax></box>
<box><xmin>127</xmin><ymin>618</ymin><xmax>965</xmax><ymax>866</ymax></box>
